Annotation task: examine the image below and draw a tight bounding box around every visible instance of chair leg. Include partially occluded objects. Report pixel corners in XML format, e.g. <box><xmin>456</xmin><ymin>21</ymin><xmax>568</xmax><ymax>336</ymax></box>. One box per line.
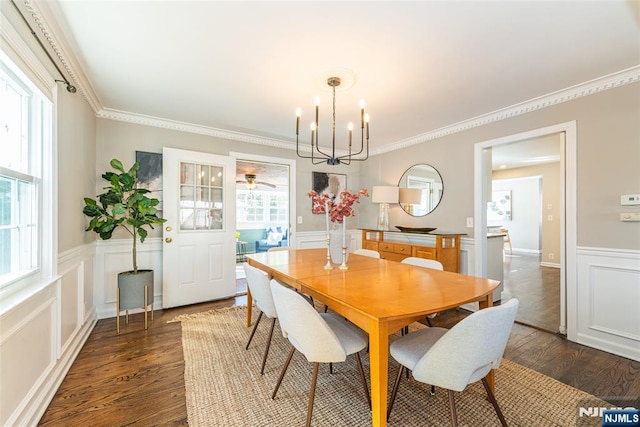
<box><xmin>306</xmin><ymin>362</ymin><xmax>320</xmax><ymax>427</ymax></box>
<box><xmin>245</xmin><ymin>311</ymin><xmax>263</xmax><ymax>350</ymax></box>
<box><xmin>482</xmin><ymin>377</ymin><xmax>508</xmax><ymax>427</ymax></box>
<box><xmin>425</xmin><ymin>316</ymin><xmax>433</xmax><ymax>327</ymax></box>
<box><xmin>272</xmin><ymin>346</ymin><xmax>295</xmax><ymax>399</ymax></box>
<box><xmin>447</xmin><ymin>390</ymin><xmax>458</xmax><ymax>427</ymax></box>
<box><xmin>260</xmin><ymin>318</ymin><xmax>276</xmax><ymax>375</ymax></box>
<box><xmin>430</xmin><ymin>385</ymin><xmax>436</xmax><ymax>395</ymax></box>
<box><xmin>387</xmin><ymin>365</ymin><xmax>404</xmax><ymax>421</ymax></box>
<box><xmin>354</xmin><ymin>352</ymin><xmax>371</xmax><ymax>409</ymax></box>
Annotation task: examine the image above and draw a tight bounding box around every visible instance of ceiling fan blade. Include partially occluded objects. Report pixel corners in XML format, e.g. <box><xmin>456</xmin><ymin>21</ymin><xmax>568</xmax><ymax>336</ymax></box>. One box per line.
<box><xmin>256</xmin><ymin>181</ymin><xmax>277</xmax><ymax>188</ymax></box>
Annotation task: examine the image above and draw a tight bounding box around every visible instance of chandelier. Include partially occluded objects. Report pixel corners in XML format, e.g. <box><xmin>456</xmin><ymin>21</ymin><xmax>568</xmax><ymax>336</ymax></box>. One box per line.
<box><xmin>295</xmin><ymin>76</ymin><xmax>369</xmax><ymax>165</ymax></box>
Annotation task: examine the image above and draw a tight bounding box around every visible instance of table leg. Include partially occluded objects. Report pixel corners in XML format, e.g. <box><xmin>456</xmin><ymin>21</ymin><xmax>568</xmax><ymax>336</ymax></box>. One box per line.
<box><xmin>479</xmin><ymin>294</ymin><xmax>496</xmax><ymax>394</ymax></box>
<box><xmin>369</xmin><ymin>321</ymin><xmax>389</xmax><ymax>427</ymax></box>
<box><xmin>246</xmin><ymin>288</ymin><xmax>253</xmax><ymax>328</ymax></box>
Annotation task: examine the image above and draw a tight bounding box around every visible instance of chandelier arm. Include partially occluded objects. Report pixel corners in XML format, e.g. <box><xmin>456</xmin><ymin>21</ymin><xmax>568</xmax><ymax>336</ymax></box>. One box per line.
<box><xmin>296</xmin><ymin>134</ymin><xmax>320</xmax><ymax>160</ymax></box>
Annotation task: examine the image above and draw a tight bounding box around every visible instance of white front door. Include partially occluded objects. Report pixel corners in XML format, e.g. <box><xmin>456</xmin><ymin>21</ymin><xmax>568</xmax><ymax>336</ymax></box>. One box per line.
<box><xmin>162</xmin><ymin>147</ymin><xmax>236</xmax><ymax>308</ymax></box>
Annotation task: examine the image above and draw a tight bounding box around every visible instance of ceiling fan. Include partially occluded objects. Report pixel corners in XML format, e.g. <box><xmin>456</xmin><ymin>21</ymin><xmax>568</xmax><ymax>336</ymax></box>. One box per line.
<box><xmin>236</xmin><ymin>174</ymin><xmax>276</xmax><ymax>189</ymax></box>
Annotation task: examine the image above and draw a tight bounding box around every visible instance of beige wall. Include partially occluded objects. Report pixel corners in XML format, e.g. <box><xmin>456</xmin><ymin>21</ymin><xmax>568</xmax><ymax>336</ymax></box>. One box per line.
<box><xmin>57</xmin><ymin>90</ymin><xmax>97</xmax><ymax>252</ymax></box>
<box><xmin>493</xmin><ymin>162</ymin><xmax>561</xmax><ymax>262</ymax></box>
<box><xmin>360</xmin><ymin>82</ymin><xmax>640</xmax><ymax>251</ymax></box>
<box><xmin>94</xmin><ymin>119</ymin><xmax>362</xmax><ymax>239</ymax></box>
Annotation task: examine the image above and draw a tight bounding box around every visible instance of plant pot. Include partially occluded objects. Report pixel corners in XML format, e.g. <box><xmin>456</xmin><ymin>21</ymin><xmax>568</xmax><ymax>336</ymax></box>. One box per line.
<box><xmin>117</xmin><ymin>269</ymin><xmax>154</xmax><ymax>333</ymax></box>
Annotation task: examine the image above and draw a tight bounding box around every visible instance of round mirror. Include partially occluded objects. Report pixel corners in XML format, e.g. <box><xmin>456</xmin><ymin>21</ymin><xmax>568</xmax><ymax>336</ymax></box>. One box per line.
<box><xmin>398</xmin><ymin>164</ymin><xmax>444</xmax><ymax>216</ymax></box>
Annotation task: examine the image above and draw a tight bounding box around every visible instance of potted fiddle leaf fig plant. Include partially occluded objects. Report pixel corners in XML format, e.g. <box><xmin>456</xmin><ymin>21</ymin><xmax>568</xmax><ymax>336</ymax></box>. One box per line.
<box><xmin>83</xmin><ymin>158</ymin><xmax>166</xmax><ymax>332</ymax></box>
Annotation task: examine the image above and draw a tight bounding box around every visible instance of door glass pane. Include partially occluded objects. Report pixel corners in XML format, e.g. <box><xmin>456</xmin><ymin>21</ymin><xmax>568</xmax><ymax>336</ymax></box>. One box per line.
<box><xmin>179</xmin><ymin>161</ymin><xmax>224</xmax><ymax>231</ymax></box>
<box><xmin>180</xmin><ymin>163</ymin><xmax>194</xmax><ymax>185</ymax></box>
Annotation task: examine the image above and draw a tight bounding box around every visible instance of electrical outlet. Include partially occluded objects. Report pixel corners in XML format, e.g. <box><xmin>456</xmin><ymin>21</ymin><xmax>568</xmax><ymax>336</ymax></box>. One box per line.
<box><xmin>547</xmin><ymin>215</ymin><xmax>553</xmax><ymax>221</ymax></box>
<box><xmin>466</xmin><ymin>217</ymin><xmax>473</xmax><ymax>228</ymax></box>
<box><xmin>549</xmin><ymin>253</ymin><xmax>554</xmax><ymax>260</ymax></box>
<box><xmin>297</xmin><ymin>216</ymin><xmax>303</xmax><ymax>224</ymax></box>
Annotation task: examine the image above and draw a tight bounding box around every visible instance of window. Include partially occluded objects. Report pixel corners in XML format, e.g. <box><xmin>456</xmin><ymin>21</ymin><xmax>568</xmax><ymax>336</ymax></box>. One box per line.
<box><xmin>236</xmin><ymin>190</ymin><xmax>288</xmax><ymax>228</ymax></box>
<box><xmin>0</xmin><ymin>55</ymin><xmax>51</xmax><ymax>289</ymax></box>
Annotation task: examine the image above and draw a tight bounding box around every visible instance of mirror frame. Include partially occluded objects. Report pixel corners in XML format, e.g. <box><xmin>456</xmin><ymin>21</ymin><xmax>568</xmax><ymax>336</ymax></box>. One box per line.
<box><xmin>397</xmin><ymin>163</ymin><xmax>444</xmax><ymax>216</ymax></box>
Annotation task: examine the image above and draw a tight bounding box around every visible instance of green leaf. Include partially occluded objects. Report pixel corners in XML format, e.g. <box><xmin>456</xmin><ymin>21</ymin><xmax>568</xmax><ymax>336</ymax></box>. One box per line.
<box><xmin>112</xmin><ymin>203</ymin><xmax>126</xmax><ymax>215</ymax></box>
<box><xmin>120</xmin><ymin>173</ymin><xmax>135</xmax><ymax>189</ymax></box>
<box><xmin>110</xmin><ymin>159</ymin><xmax>124</xmax><ymax>172</ymax></box>
<box><xmin>84</xmin><ymin>198</ymin><xmax>97</xmax><ymax>206</ymax></box>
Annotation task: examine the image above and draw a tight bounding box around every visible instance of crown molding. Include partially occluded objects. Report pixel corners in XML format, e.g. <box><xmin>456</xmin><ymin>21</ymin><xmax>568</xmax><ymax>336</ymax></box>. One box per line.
<box><xmin>21</xmin><ymin>0</ymin><xmax>103</xmax><ymax>112</ymax></box>
<box><xmin>97</xmin><ymin>109</ymin><xmax>296</xmax><ymax>150</ymax></box>
<box><xmin>374</xmin><ymin>65</ymin><xmax>640</xmax><ymax>155</ymax></box>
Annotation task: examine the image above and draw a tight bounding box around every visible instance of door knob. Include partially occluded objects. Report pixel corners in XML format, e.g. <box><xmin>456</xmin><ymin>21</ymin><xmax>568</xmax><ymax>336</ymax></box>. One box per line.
<box><xmin>166</xmin><ymin>226</ymin><xmax>172</xmax><ymax>232</ymax></box>
<box><xmin>165</xmin><ymin>237</ymin><xmax>173</xmax><ymax>243</ymax></box>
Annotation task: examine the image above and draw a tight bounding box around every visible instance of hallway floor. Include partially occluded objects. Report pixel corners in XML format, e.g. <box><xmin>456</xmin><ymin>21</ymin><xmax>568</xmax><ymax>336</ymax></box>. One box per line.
<box><xmin>501</xmin><ymin>253</ymin><xmax>561</xmax><ymax>333</ymax></box>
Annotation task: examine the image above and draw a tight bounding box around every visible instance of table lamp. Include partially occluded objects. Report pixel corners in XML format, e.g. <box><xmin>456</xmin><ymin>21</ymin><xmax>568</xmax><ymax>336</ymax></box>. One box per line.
<box><xmin>372</xmin><ymin>186</ymin><xmax>399</xmax><ymax>230</ymax></box>
<box><xmin>399</xmin><ymin>188</ymin><xmax>422</xmax><ymax>215</ymax></box>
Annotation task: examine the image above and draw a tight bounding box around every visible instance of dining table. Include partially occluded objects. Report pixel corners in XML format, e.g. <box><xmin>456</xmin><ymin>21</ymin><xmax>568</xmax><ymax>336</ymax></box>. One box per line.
<box><xmin>245</xmin><ymin>248</ymin><xmax>500</xmax><ymax>427</ymax></box>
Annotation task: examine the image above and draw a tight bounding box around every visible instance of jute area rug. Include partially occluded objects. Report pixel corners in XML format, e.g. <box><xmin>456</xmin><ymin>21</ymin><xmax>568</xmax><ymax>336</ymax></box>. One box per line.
<box><xmin>171</xmin><ymin>306</ymin><xmax>606</xmax><ymax>427</ymax></box>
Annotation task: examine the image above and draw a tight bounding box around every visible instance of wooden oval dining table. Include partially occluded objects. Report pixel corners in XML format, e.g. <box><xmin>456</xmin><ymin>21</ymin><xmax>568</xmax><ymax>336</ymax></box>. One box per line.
<box><xmin>246</xmin><ymin>248</ymin><xmax>500</xmax><ymax>427</ymax></box>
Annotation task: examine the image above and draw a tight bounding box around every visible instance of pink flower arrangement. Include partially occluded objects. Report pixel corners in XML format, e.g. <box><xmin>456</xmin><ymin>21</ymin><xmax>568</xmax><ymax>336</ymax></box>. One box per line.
<box><xmin>308</xmin><ymin>188</ymin><xmax>369</xmax><ymax>223</ymax></box>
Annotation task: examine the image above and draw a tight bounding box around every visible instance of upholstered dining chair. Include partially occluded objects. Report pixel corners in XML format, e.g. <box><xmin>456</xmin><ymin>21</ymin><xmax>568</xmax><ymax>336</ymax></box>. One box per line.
<box><xmin>270</xmin><ymin>280</ymin><xmax>370</xmax><ymax>427</ymax></box>
<box><xmin>401</xmin><ymin>256</ymin><xmax>444</xmax><ymax>270</ymax></box>
<box><xmin>352</xmin><ymin>248</ymin><xmax>381</xmax><ymax>258</ymax></box>
<box><xmin>400</xmin><ymin>257</ymin><xmax>444</xmax><ymax>327</ymax></box>
<box><xmin>243</xmin><ymin>263</ymin><xmax>279</xmax><ymax>375</ymax></box>
<box><xmin>387</xmin><ymin>298</ymin><xmax>519</xmax><ymax>427</ymax></box>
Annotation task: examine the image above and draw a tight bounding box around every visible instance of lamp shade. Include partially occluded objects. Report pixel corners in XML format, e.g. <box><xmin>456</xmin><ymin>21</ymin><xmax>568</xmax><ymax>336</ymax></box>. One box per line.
<box><xmin>399</xmin><ymin>188</ymin><xmax>422</xmax><ymax>204</ymax></box>
<box><xmin>372</xmin><ymin>186</ymin><xmax>399</xmax><ymax>204</ymax></box>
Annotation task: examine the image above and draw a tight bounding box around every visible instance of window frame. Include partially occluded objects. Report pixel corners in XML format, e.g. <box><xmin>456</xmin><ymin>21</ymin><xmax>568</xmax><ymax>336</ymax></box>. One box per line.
<box><xmin>0</xmin><ymin>48</ymin><xmax>54</xmax><ymax>294</ymax></box>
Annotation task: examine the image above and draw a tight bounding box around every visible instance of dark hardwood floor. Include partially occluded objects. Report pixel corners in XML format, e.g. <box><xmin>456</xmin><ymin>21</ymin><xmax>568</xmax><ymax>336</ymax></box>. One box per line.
<box><xmin>39</xmin><ymin>266</ymin><xmax>639</xmax><ymax>425</ymax></box>
<box><xmin>501</xmin><ymin>253</ymin><xmax>561</xmax><ymax>333</ymax></box>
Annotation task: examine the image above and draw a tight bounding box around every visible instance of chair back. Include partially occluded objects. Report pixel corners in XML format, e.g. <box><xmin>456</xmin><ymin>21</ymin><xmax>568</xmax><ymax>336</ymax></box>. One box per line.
<box><xmin>401</xmin><ymin>257</ymin><xmax>444</xmax><ymax>270</ymax></box>
<box><xmin>413</xmin><ymin>298</ymin><xmax>519</xmax><ymax>391</ymax></box>
<box><xmin>352</xmin><ymin>248</ymin><xmax>381</xmax><ymax>258</ymax></box>
<box><xmin>267</xmin><ymin>246</ymin><xmax>292</xmax><ymax>252</ymax></box>
<box><xmin>270</xmin><ymin>280</ymin><xmax>347</xmax><ymax>363</ymax></box>
<box><xmin>242</xmin><ymin>263</ymin><xmax>278</xmax><ymax>318</ymax></box>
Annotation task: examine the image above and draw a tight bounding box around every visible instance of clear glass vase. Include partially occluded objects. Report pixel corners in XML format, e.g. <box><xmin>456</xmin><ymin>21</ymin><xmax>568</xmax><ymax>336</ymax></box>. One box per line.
<box><xmin>329</xmin><ymin>221</ymin><xmax>349</xmax><ymax>264</ymax></box>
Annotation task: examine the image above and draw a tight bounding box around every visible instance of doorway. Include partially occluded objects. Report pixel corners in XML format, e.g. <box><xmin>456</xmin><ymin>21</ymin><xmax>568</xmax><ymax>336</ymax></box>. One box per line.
<box><xmin>474</xmin><ymin>121</ymin><xmax>577</xmax><ymax>337</ymax></box>
<box><xmin>230</xmin><ymin>152</ymin><xmax>297</xmax><ymax>295</ymax></box>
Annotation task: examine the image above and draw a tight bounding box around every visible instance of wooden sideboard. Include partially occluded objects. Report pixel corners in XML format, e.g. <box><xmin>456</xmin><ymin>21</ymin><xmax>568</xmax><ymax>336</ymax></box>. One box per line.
<box><xmin>361</xmin><ymin>229</ymin><xmax>462</xmax><ymax>273</ymax></box>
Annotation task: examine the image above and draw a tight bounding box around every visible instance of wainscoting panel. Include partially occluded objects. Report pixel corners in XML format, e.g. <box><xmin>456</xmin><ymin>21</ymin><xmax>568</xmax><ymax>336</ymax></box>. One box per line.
<box><xmin>576</xmin><ymin>247</ymin><xmax>640</xmax><ymax>362</ymax></box>
<box><xmin>0</xmin><ymin>243</ymin><xmax>96</xmax><ymax>425</ymax></box>
<box><xmin>96</xmin><ymin>238</ymin><xmax>163</xmax><ymax>318</ymax></box>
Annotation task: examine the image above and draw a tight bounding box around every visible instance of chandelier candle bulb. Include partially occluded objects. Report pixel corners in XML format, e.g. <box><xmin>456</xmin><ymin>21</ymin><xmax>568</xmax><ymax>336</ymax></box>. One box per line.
<box><xmin>348</xmin><ymin>122</ymin><xmax>353</xmax><ymax>146</ymax></box>
<box><xmin>360</xmin><ymin>100</ymin><xmax>365</xmax><ymax>128</ymax></box>
<box><xmin>365</xmin><ymin>114</ymin><xmax>370</xmax><ymax>139</ymax></box>
<box><xmin>310</xmin><ymin>122</ymin><xmax>315</xmax><ymax>146</ymax></box>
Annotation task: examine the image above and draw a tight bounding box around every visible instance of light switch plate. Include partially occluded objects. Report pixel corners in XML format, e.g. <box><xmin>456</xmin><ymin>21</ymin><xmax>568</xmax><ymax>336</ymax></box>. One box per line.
<box><xmin>621</xmin><ymin>194</ymin><xmax>640</xmax><ymax>206</ymax></box>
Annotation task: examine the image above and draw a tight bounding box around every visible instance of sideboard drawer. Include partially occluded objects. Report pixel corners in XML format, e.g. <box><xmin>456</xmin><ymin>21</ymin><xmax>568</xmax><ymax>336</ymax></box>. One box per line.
<box><xmin>379</xmin><ymin>242</ymin><xmax>394</xmax><ymax>252</ymax></box>
<box><xmin>392</xmin><ymin>243</ymin><xmax>412</xmax><ymax>255</ymax></box>
<box><xmin>413</xmin><ymin>246</ymin><xmax>436</xmax><ymax>259</ymax></box>
<box><xmin>363</xmin><ymin>241</ymin><xmax>379</xmax><ymax>251</ymax></box>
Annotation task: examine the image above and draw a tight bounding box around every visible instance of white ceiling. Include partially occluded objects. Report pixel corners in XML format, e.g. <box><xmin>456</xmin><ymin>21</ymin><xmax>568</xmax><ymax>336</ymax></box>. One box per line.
<box><xmin>33</xmin><ymin>1</ymin><xmax>640</xmax><ymax>158</ymax></box>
